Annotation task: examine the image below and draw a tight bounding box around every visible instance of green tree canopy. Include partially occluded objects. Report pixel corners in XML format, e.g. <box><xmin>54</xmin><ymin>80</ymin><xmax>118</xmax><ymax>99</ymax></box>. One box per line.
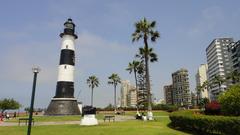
<box><xmin>0</xmin><ymin>98</ymin><xmax>21</xmax><ymax>113</ymax></box>
<box><xmin>218</xmin><ymin>84</ymin><xmax>240</xmax><ymax>116</ymax></box>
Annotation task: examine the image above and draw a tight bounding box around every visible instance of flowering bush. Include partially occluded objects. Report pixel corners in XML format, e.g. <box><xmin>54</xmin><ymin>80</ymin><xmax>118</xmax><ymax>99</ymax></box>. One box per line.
<box><xmin>205</xmin><ymin>101</ymin><xmax>221</xmax><ymax>115</ymax></box>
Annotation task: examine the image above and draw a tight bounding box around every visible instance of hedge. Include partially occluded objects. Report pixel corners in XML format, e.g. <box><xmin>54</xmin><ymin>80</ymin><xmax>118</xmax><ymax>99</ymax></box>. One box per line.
<box><xmin>169</xmin><ymin>110</ymin><xmax>240</xmax><ymax>135</ymax></box>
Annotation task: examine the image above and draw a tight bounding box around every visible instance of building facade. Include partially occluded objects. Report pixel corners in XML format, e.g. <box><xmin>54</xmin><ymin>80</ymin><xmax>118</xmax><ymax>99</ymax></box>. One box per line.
<box><xmin>195</xmin><ymin>64</ymin><xmax>209</xmax><ymax>100</ymax></box>
<box><xmin>127</xmin><ymin>88</ymin><xmax>137</xmax><ymax>107</ymax></box>
<box><xmin>172</xmin><ymin>68</ymin><xmax>191</xmax><ymax>107</ymax></box>
<box><xmin>164</xmin><ymin>85</ymin><xmax>173</xmax><ymax>105</ymax></box>
<box><xmin>228</xmin><ymin>40</ymin><xmax>240</xmax><ymax>73</ymax></box>
<box><xmin>206</xmin><ymin>38</ymin><xmax>233</xmax><ymax>100</ymax></box>
<box><xmin>120</xmin><ymin>80</ymin><xmax>137</xmax><ymax>108</ymax></box>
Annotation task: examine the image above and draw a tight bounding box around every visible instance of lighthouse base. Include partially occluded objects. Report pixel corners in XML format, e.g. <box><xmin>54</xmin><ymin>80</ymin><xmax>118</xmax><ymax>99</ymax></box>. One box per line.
<box><xmin>45</xmin><ymin>98</ymin><xmax>80</xmax><ymax>115</ymax></box>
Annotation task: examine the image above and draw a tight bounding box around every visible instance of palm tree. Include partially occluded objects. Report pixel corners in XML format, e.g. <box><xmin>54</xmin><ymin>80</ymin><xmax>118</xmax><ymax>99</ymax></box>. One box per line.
<box><xmin>196</xmin><ymin>85</ymin><xmax>203</xmax><ymax>105</ymax></box>
<box><xmin>87</xmin><ymin>75</ymin><xmax>99</xmax><ymax>106</ymax></box>
<box><xmin>211</xmin><ymin>75</ymin><xmax>225</xmax><ymax>95</ymax></box>
<box><xmin>226</xmin><ymin>71</ymin><xmax>240</xmax><ymax>84</ymax></box>
<box><xmin>136</xmin><ymin>47</ymin><xmax>158</xmax><ymax>63</ymax></box>
<box><xmin>126</xmin><ymin>60</ymin><xmax>141</xmax><ymax>111</ymax></box>
<box><xmin>132</xmin><ymin>18</ymin><xmax>160</xmax><ymax>117</ymax></box>
<box><xmin>196</xmin><ymin>80</ymin><xmax>210</xmax><ymax>105</ymax></box>
<box><xmin>108</xmin><ymin>73</ymin><xmax>121</xmax><ymax>113</ymax></box>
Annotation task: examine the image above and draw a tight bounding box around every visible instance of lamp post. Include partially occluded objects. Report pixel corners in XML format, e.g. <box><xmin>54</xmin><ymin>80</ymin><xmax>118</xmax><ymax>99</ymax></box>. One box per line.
<box><xmin>27</xmin><ymin>66</ymin><xmax>40</xmax><ymax>135</ymax></box>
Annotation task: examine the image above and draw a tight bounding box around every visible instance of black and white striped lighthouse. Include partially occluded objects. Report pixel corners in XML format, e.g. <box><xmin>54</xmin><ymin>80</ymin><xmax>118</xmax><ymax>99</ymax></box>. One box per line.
<box><xmin>45</xmin><ymin>18</ymin><xmax>80</xmax><ymax>115</ymax></box>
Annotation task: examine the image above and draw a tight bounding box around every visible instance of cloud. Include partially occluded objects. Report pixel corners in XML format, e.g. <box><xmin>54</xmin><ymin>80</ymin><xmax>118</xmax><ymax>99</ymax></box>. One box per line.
<box><xmin>75</xmin><ymin>31</ymin><xmax>135</xmax><ymax>72</ymax></box>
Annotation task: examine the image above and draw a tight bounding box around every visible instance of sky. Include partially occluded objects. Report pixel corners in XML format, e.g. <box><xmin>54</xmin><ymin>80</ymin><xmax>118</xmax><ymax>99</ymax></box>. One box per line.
<box><xmin>0</xmin><ymin>0</ymin><xmax>240</xmax><ymax>109</ymax></box>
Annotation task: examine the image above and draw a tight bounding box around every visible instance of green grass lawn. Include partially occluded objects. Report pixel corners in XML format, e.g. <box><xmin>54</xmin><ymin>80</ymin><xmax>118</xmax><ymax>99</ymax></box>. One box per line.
<box><xmin>6</xmin><ymin>111</ymin><xmax>168</xmax><ymax>123</ymax></box>
<box><xmin>0</xmin><ymin>111</ymin><xmax>191</xmax><ymax>135</ymax></box>
<box><xmin>6</xmin><ymin>114</ymin><xmax>106</xmax><ymax>122</ymax></box>
<box><xmin>124</xmin><ymin>110</ymin><xmax>170</xmax><ymax>116</ymax></box>
<box><xmin>6</xmin><ymin>115</ymin><xmax>82</xmax><ymax>122</ymax></box>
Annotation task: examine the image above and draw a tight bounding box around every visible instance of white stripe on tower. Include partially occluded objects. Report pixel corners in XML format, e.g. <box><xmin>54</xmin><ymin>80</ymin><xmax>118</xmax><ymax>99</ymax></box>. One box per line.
<box><xmin>54</xmin><ymin>18</ymin><xmax>78</xmax><ymax>99</ymax></box>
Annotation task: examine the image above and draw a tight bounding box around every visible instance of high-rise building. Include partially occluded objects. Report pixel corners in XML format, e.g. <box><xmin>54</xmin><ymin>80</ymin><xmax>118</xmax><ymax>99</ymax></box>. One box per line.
<box><xmin>206</xmin><ymin>38</ymin><xmax>233</xmax><ymax>100</ymax></box>
<box><xmin>120</xmin><ymin>80</ymin><xmax>130</xmax><ymax>107</ymax></box>
<box><xmin>172</xmin><ymin>68</ymin><xmax>191</xmax><ymax>107</ymax></box>
<box><xmin>164</xmin><ymin>85</ymin><xmax>173</xmax><ymax>105</ymax></box>
<box><xmin>120</xmin><ymin>80</ymin><xmax>137</xmax><ymax>107</ymax></box>
<box><xmin>195</xmin><ymin>64</ymin><xmax>209</xmax><ymax>100</ymax></box>
<box><xmin>127</xmin><ymin>88</ymin><xmax>137</xmax><ymax>107</ymax></box>
<box><xmin>228</xmin><ymin>40</ymin><xmax>240</xmax><ymax>73</ymax></box>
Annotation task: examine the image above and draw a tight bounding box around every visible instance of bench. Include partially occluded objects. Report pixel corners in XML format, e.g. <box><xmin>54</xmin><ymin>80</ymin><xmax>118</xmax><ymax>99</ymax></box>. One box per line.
<box><xmin>103</xmin><ymin>115</ymin><xmax>115</xmax><ymax>122</ymax></box>
<box><xmin>18</xmin><ymin>118</ymin><xmax>34</xmax><ymax>126</ymax></box>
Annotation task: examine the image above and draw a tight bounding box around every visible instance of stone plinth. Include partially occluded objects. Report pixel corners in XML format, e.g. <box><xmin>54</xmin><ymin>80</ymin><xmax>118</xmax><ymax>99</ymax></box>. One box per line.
<box><xmin>45</xmin><ymin>98</ymin><xmax>80</xmax><ymax>115</ymax></box>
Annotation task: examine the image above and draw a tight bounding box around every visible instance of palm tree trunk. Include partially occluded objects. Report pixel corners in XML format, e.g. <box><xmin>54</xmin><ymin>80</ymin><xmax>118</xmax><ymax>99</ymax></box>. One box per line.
<box><xmin>91</xmin><ymin>87</ymin><xmax>93</xmax><ymax>106</ymax></box>
<box><xmin>134</xmin><ymin>70</ymin><xmax>139</xmax><ymax>112</ymax></box>
<box><xmin>144</xmin><ymin>36</ymin><xmax>152</xmax><ymax>112</ymax></box>
<box><xmin>114</xmin><ymin>84</ymin><xmax>117</xmax><ymax>113</ymax></box>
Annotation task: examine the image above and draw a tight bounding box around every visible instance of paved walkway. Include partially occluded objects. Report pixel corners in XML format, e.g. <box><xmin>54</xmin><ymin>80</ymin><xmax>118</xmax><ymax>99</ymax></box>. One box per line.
<box><xmin>0</xmin><ymin>115</ymin><xmax>135</xmax><ymax>127</ymax></box>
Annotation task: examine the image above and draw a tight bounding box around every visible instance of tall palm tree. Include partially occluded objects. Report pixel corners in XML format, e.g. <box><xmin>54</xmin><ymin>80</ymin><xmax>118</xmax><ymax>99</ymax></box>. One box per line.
<box><xmin>132</xmin><ymin>18</ymin><xmax>159</xmax><ymax>116</ymax></box>
<box><xmin>126</xmin><ymin>60</ymin><xmax>141</xmax><ymax>110</ymax></box>
<box><xmin>211</xmin><ymin>75</ymin><xmax>225</xmax><ymax>94</ymax></box>
<box><xmin>196</xmin><ymin>80</ymin><xmax>210</xmax><ymax>105</ymax></box>
<box><xmin>87</xmin><ymin>75</ymin><xmax>99</xmax><ymax>106</ymax></box>
<box><xmin>226</xmin><ymin>70</ymin><xmax>240</xmax><ymax>84</ymax></box>
<box><xmin>136</xmin><ymin>47</ymin><xmax>158</xmax><ymax>63</ymax></box>
<box><xmin>108</xmin><ymin>73</ymin><xmax>121</xmax><ymax>113</ymax></box>
<box><xmin>196</xmin><ymin>85</ymin><xmax>203</xmax><ymax>105</ymax></box>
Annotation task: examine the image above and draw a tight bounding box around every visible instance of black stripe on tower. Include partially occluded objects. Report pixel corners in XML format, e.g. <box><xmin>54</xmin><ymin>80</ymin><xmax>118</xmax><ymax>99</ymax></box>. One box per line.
<box><xmin>54</xmin><ymin>81</ymin><xmax>74</xmax><ymax>98</ymax></box>
<box><xmin>59</xmin><ymin>49</ymin><xmax>75</xmax><ymax>65</ymax></box>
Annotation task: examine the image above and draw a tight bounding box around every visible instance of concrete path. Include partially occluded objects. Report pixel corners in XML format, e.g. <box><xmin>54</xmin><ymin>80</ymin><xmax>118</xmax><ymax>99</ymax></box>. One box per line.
<box><xmin>0</xmin><ymin>115</ymin><xmax>136</xmax><ymax>127</ymax></box>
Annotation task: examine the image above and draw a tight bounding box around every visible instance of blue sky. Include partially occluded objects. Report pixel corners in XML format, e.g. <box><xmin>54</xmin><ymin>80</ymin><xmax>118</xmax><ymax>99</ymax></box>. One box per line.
<box><xmin>1</xmin><ymin>0</ymin><xmax>240</xmax><ymax>109</ymax></box>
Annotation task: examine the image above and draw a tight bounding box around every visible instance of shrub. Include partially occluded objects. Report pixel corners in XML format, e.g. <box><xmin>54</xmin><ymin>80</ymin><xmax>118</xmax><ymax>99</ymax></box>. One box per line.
<box><xmin>205</xmin><ymin>101</ymin><xmax>221</xmax><ymax>115</ymax></box>
<box><xmin>169</xmin><ymin>110</ymin><xmax>240</xmax><ymax>135</ymax></box>
<box><xmin>152</xmin><ymin>104</ymin><xmax>178</xmax><ymax>112</ymax></box>
<box><xmin>218</xmin><ymin>84</ymin><xmax>240</xmax><ymax>116</ymax></box>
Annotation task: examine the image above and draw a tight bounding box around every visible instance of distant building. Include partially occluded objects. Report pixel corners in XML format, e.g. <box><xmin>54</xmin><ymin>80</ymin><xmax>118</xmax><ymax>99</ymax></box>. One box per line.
<box><xmin>172</xmin><ymin>68</ymin><xmax>191</xmax><ymax>107</ymax></box>
<box><xmin>195</xmin><ymin>64</ymin><xmax>209</xmax><ymax>101</ymax></box>
<box><xmin>127</xmin><ymin>88</ymin><xmax>137</xmax><ymax>107</ymax></box>
<box><xmin>120</xmin><ymin>80</ymin><xmax>137</xmax><ymax>108</ymax></box>
<box><xmin>164</xmin><ymin>85</ymin><xmax>173</xmax><ymax>105</ymax></box>
<box><xmin>206</xmin><ymin>38</ymin><xmax>233</xmax><ymax>100</ymax></box>
<box><xmin>228</xmin><ymin>40</ymin><xmax>240</xmax><ymax>73</ymax></box>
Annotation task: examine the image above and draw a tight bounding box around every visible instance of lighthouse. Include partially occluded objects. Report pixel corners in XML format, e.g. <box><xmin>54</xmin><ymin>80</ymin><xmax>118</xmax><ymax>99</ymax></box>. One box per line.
<box><xmin>45</xmin><ymin>18</ymin><xmax>80</xmax><ymax>115</ymax></box>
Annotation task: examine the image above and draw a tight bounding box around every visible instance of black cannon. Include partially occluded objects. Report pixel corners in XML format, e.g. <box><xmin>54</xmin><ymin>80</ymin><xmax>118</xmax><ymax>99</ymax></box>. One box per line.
<box><xmin>82</xmin><ymin>106</ymin><xmax>96</xmax><ymax>116</ymax></box>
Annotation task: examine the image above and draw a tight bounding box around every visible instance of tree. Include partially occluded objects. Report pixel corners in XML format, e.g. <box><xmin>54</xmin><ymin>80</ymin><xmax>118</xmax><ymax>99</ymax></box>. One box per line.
<box><xmin>126</xmin><ymin>60</ymin><xmax>141</xmax><ymax>108</ymax></box>
<box><xmin>196</xmin><ymin>80</ymin><xmax>210</xmax><ymax>105</ymax></box>
<box><xmin>132</xmin><ymin>18</ymin><xmax>160</xmax><ymax>116</ymax></box>
<box><xmin>196</xmin><ymin>85</ymin><xmax>203</xmax><ymax>105</ymax></box>
<box><xmin>136</xmin><ymin>47</ymin><xmax>158</xmax><ymax>63</ymax></box>
<box><xmin>218</xmin><ymin>84</ymin><xmax>240</xmax><ymax>116</ymax></box>
<box><xmin>87</xmin><ymin>75</ymin><xmax>100</xmax><ymax>106</ymax></box>
<box><xmin>226</xmin><ymin>70</ymin><xmax>240</xmax><ymax>84</ymax></box>
<box><xmin>0</xmin><ymin>98</ymin><xmax>21</xmax><ymax>113</ymax></box>
<box><xmin>211</xmin><ymin>75</ymin><xmax>225</xmax><ymax>93</ymax></box>
<box><xmin>199</xmin><ymin>97</ymin><xmax>209</xmax><ymax>109</ymax></box>
<box><xmin>108</xmin><ymin>73</ymin><xmax>121</xmax><ymax>113</ymax></box>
